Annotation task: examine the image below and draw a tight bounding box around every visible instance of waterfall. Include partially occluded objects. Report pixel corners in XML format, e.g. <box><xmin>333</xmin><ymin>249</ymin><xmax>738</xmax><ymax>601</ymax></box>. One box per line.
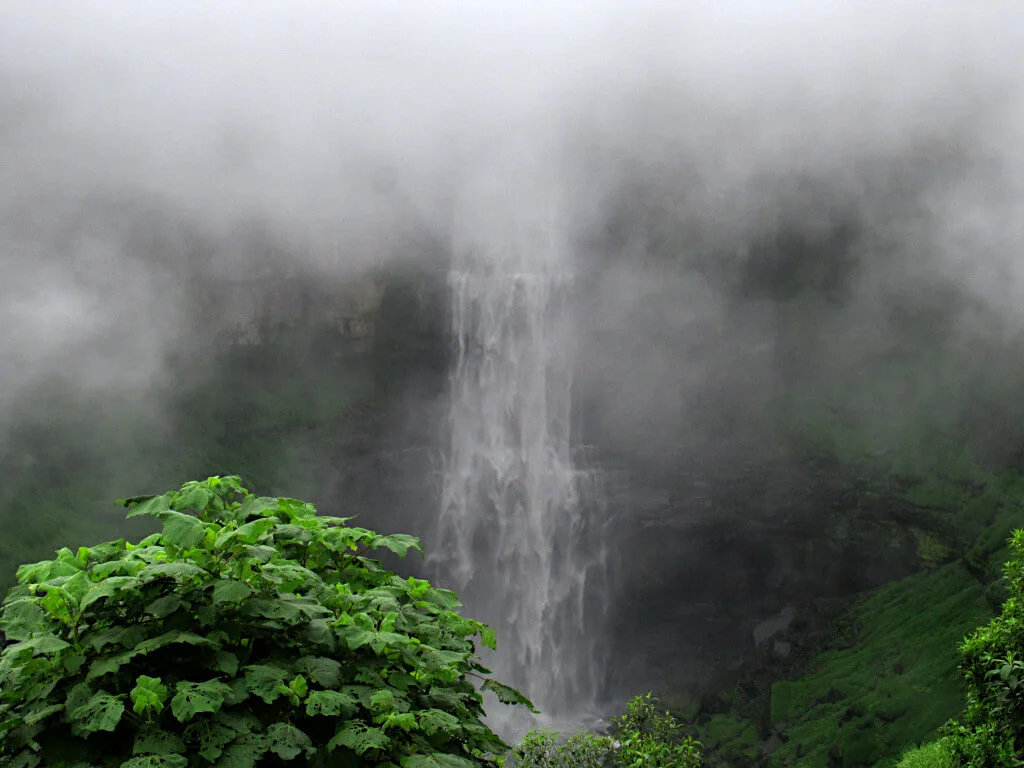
<box><xmin>433</xmin><ymin>167</ymin><xmax>609</xmax><ymax>736</ymax></box>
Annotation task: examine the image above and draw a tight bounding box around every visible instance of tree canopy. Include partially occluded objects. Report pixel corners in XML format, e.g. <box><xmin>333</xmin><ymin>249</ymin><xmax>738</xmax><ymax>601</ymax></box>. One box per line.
<box><xmin>0</xmin><ymin>476</ymin><xmax>530</xmax><ymax>768</ymax></box>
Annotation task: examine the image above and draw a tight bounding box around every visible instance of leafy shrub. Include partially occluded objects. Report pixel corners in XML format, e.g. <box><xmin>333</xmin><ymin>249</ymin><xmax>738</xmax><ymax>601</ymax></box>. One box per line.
<box><xmin>0</xmin><ymin>476</ymin><xmax>531</xmax><ymax>768</ymax></box>
<box><xmin>611</xmin><ymin>693</ymin><xmax>702</xmax><ymax>768</ymax></box>
<box><xmin>505</xmin><ymin>728</ymin><xmax>615</xmax><ymax>768</ymax></box>
<box><xmin>944</xmin><ymin>529</ymin><xmax>1024</xmax><ymax>766</ymax></box>
<box><xmin>505</xmin><ymin>694</ymin><xmax>702</xmax><ymax>768</ymax></box>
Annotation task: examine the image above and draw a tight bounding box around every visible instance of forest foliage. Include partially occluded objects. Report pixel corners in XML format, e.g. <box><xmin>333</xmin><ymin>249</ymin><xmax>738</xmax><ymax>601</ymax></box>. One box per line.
<box><xmin>943</xmin><ymin>529</ymin><xmax>1024</xmax><ymax>767</ymax></box>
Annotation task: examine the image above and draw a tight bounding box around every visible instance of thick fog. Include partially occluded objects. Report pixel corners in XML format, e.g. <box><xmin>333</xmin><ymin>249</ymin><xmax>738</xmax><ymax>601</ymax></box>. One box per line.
<box><xmin>3</xmin><ymin>2</ymin><xmax>1023</xmax><ymax>460</ymax></box>
<box><xmin>3</xmin><ymin>0</ymin><xmax>1024</xmax><ymax>733</ymax></box>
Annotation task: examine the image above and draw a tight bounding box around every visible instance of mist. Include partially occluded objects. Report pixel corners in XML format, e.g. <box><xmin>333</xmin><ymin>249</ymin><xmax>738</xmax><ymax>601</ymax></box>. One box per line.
<box><xmin>3</xmin><ymin>0</ymin><xmax>1024</xmax><ymax>733</ymax></box>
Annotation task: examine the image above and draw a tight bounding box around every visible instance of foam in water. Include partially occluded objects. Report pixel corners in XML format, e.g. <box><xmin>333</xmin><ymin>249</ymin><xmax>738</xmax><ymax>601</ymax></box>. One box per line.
<box><xmin>433</xmin><ymin>176</ymin><xmax>610</xmax><ymax>738</ymax></box>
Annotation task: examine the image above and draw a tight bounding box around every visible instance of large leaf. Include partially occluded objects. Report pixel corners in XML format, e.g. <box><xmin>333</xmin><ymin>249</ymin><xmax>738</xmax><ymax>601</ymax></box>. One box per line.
<box><xmin>417</xmin><ymin>709</ymin><xmax>463</xmax><ymax>736</ymax></box>
<box><xmin>211</xmin><ymin>732</ymin><xmax>267</xmax><ymax>768</ymax></box>
<box><xmin>242</xmin><ymin>665</ymin><xmax>289</xmax><ymax>704</ymax></box>
<box><xmin>132</xmin><ymin>727</ymin><xmax>187</xmax><ymax>755</ymax></box>
<box><xmin>305</xmin><ymin>689</ymin><xmax>359</xmax><ymax>718</ymax></box>
<box><xmin>482</xmin><ymin>680</ymin><xmax>538</xmax><ymax>712</ymax></box>
<box><xmin>372</xmin><ymin>533</ymin><xmax>422</xmax><ymax>558</ymax></box>
<box><xmin>401</xmin><ymin>753</ymin><xmax>478</xmax><ymax>768</ymax></box>
<box><xmin>215</xmin><ymin>519</ymin><xmax>276</xmax><ymax>549</ymax></box>
<box><xmin>155</xmin><ymin>511</ymin><xmax>208</xmax><ymax>550</ymax></box>
<box><xmin>130</xmin><ymin>676</ymin><xmax>169</xmax><ymax>715</ymax></box>
<box><xmin>120</xmin><ymin>756</ymin><xmax>189</xmax><ymax>768</ymax></box>
<box><xmin>0</xmin><ymin>598</ymin><xmax>47</xmax><ymax>641</ymax></box>
<box><xmin>71</xmin><ymin>690</ymin><xmax>125</xmax><ymax>733</ymax></box>
<box><xmin>80</xmin><ymin>576</ymin><xmax>138</xmax><ymax>610</ymax></box>
<box><xmin>145</xmin><ymin>595</ymin><xmax>182</xmax><ymax>619</ymax></box>
<box><xmin>122</xmin><ymin>493</ymin><xmax>173</xmax><ymax>519</ymax></box>
<box><xmin>136</xmin><ymin>562</ymin><xmax>207</xmax><ymax>585</ymax></box>
<box><xmin>183</xmin><ymin>718</ymin><xmax>236</xmax><ymax>762</ymax></box>
<box><xmin>170</xmin><ymin>680</ymin><xmax>233</xmax><ymax>722</ymax></box>
<box><xmin>295</xmin><ymin>656</ymin><xmax>343</xmax><ymax>688</ymax></box>
<box><xmin>211</xmin><ymin>580</ymin><xmax>252</xmax><ymax>605</ymax></box>
<box><xmin>327</xmin><ymin>720</ymin><xmax>391</xmax><ymax>755</ymax></box>
<box><xmin>173</xmin><ymin>485</ymin><xmax>214</xmax><ymax>512</ymax></box>
<box><xmin>4</xmin><ymin>633</ymin><xmax>71</xmax><ymax>656</ymax></box>
<box><xmin>266</xmin><ymin>722</ymin><xmax>314</xmax><ymax>760</ymax></box>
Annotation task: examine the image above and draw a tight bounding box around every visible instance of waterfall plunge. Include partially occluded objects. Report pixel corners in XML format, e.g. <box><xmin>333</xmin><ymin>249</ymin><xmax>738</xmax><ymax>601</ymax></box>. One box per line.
<box><xmin>434</xmin><ymin>170</ymin><xmax>609</xmax><ymax>737</ymax></box>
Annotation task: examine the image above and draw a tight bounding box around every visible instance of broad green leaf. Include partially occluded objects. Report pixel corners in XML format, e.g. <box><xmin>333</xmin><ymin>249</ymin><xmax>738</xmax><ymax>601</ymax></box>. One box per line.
<box><xmin>80</xmin><ymin>576</ymin><xmax>137</xmax><ymax>610</ymax></box>
<box><xmin>71</xmin><ymin>690</ymin><xmax>125</xmax><ymax>733</ymax></box>
<box><xmin>130</xmin><ymin>676</ymin><xmax>168</xmax><ymax>715</ymax></box>
<box><xmin>155</xmin><ymin>511</ymin><xmax>207</xmax><ymax>550</ymax></box>
<box><xmin>183</xmin><ymin>718</ymin><xmax>236</xmax><ymax>761</ymax></box>
<box><xmin>39</xmin><ymin>590</ymin><xmax>72</xmax><ymax>625</ymax></box>
<box><xmin>132</xmin><ymin>727</ymin><xmax>187</xmax><ymax>755</ymax></box>
<box><xmin>406</xmin><ymin>577</ymin><xmax>431</xmax><ymax>599</ymax></box>
<box><xmin>480</xmin><ymin>627</ymin><xmax>497</xmax><ymax>651</ymax></box>
<box><xmin>120</xmin><ymin>756</ymin><xmax>188</xmax><ymax>768</ymax></box>
<box><xmin>4</xmin><ymin>633</ymin><xmax>71</xmax><ymax>656</ymax></box>
<box><xmin>274</xmin><ymin>498</ymin><xmax>319</xmax><ymax>521</ymax></box>
<box><xmin>62</xmin><ymin>651</ymin><xmax>87</xmax><ymax>674</ymax></box>
<box><xmin>382</xmin><ymin>712</ymin><xmax>418</xmax><ymax>732</ymax></box>
<box><xmin>90</xmin><ymin>558</ymin><xmax>146</xmax><ymax>580</ymax></box>
<box><xmin>136</xmin><ymin>562</ymin><xmax>207</xmax><ymax>585</ymax></box>
<box><xmin>373</xmin><ymin>533</ymin><xmax>422</xmax><ymax>558</ymax></box>
<box><xmin>417</xmin><ymin>709</ymin><xmax>462</xmax><ymax>736</ymax></box>
<box><xmin>288</xmin><ymin>674</ymin><xmax>308</xmax><ymax>699</ymax></box>
<box><xmin>305</xmin><ymin>689</ymin><xmax>358</xmax><ymax>718</ymax></box>
<box><xmin>242</xmin><ymin>597</ymin><xmax>303</xmax><ymax>623</ymax></box>
<box><xmin>235</xmin><ymin>496</ymin><xmax>279</xmax><ymax>519</ymax></box>
<box><xmin>266</xmin><ymin>722</ymin><xmax>314</xmax><ymax>760</ymax></box>
<box><xmin>145</xmin><ymin>595</ymin><xmax>182</xmax><ymax>619</ymax></box>
<box><xmin>214</xmin><ymin>650</ymin><xmax>239</xmax><ymax>676</ymax></box>
<box><xmin>424</xmin><ymin>589</ymin><xmax>462</xmax><ymax>610</ymax></box>
<box><xmin>211</xmin><ymin>735</ymin><xmax>266</xmax><ymax>768</ymax></box>
<box><xmin>89</xmin><ymin>631</ymin><xmax>212</xmax><ymax>678</ymax></box>
<box><xmin>174</xmin><ymin>485</ymin><xmax>213</xmax><ymax>512</ymax></box>
<box><xmin>295</xmin><ymin>656</ymin><xmax>342</xmax><ymax>688</ymax></box>
<box><xmin>243</xmin><ymin>664</ymin><xmax>289</xmax><ymax>704</ymax></box>
<box><xmin>327</xmin><ymin>720</ymin><xmax>390</xmax><ymax>755</ymax></box>
<box><xmin>211</xmin><ymin>580</ymin><xmax>251</xmax><ymax>605</ymax></box>
<box><xmin>0</xmin><ymin>598</ymin><xmax>47</xmax><ymax>641</ymax></box>
<box><xmin>23</xmin><ymin>702</ymin><xmax>63</xmax><ymax>726</ymax></box>
<box><xmin>170</xmin><ymin>679</ymin><xmax>233</xmax><ymax>722</ymax></box>
<box><xmin>61</xmin><ymin>571</ymin><xmax>90</xmax><ymax>606</ymax></box>
<box><xmin>123</xmin><ymin>493</ymin><xmax>173</xmax><ymax>519</ymax></box>
<box><xmin>401</xmin><ymin>753</ymin><xmax>478</xmax><ymax>768</ymax></box>
<box><xmin>369</xmin><ymin>689</ymin><xmax>397</xmax><ymax>714</ymax></box>
<box><xmin>7</xmin><ymin>749</ymin><xmax>42</xmax><ymax>768</ymax></box>
<box><xmin>482</xmin><ymin>680</ymin><xmax>537</xmax><ymax>712</ymax></box>
<box><xmin>216</xmin><ymin>519</ymin><xmax>275</xmax><ymax>549</ymax></box>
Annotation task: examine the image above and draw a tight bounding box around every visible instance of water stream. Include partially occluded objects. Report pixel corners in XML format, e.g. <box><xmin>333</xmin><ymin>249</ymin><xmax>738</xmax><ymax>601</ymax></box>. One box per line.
<box><xmin>433</xmin><ymin>176</ymin><xmax>610</xmax><ymax>736</ymax></box>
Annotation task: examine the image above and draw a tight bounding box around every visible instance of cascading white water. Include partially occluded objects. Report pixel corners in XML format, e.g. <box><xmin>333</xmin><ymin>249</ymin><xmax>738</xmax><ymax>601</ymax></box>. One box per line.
<box><xmin>433</xmin><ymin>162</ymin><xmax>609</xmax><ymax>736</ymax></box>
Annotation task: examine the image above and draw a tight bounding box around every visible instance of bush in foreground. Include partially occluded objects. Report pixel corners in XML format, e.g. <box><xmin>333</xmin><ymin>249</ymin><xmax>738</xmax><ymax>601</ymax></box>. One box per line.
<box><xmin>0</xmin><ymin>476</ymin><xmax>531</xmax><ymax>768</ymax></box>
<box><xmin>944</xmin><ymin>529</ymin><xmax>1024</xmax><ymax>766</ymax></box>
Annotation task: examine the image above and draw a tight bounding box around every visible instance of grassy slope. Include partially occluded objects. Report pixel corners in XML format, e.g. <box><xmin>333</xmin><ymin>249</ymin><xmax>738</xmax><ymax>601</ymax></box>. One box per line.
<box><xmin>768</xmin><ymin>562</ymin><xmax>991</xmax><ymax>767</ymax></box>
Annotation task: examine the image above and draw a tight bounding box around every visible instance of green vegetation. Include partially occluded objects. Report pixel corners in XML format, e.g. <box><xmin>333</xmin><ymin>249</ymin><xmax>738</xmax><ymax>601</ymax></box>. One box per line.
<box><xmin>0</xmin><ymin>476</ymin><xmax>530</xmax><ymax>768</ymax></box>
<box><xmin>767</xmin><ymin>562</ymin><xmax>992</xmax><ymax>767</ymax></box>
<box><xmin>941</xmin><ymin>529</ymin><xmax>1024</xmax><ymax>766</ymax></box>
<box><xmin>506</xmin><ymin>694</ymin><xmax>702</xmax><ymax>768</ymax></box>
<box><xmin>895</xmin><ymin>740</ymin><xmax>953</xmax><ymax>768</ymax></box>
